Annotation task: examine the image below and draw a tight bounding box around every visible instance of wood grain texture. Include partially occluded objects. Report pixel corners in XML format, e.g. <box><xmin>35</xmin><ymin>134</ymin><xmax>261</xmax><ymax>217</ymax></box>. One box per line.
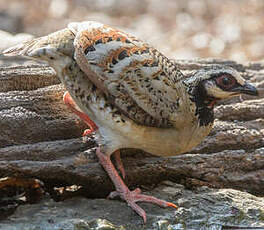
<box><xmin>0</xmin><ymin>56</ymin><xmax>263</xmax><ymax>197</ymax></box>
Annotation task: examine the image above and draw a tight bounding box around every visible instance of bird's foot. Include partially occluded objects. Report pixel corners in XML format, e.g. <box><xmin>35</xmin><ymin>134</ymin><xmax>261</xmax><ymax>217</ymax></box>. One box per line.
<box><xmin>96</xmin><ymin>148</ymin><xmax>177</xmax><ymax>223</ymax></box>
<box><xmin>107</xmin><ymin>187</ymin><xmax>178</xmax><ymax>223</ymax></box>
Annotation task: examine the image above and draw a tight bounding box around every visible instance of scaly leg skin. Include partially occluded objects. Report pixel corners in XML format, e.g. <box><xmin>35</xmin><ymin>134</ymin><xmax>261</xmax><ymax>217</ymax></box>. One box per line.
<box><xmin>63</xmin><ymin>91</ymin><xmax>98</xmax><ymax>136</ymax></box>
<box><xmin>113</xmin><ymin>150</ymin><xmax>126</xmax><ymax>179</ymax></box>
<box><xmin>96</xmin><ymin>148</ymin><xmax>178</xmax><ymax>223</ymax></box>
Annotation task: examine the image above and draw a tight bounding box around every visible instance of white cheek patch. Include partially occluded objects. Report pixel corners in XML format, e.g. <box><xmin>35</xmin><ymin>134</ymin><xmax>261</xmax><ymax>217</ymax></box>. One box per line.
<box><xmin>205</xmin><ymin>82</ymin><xmax>234</xmax><ymax>99</ymax></box>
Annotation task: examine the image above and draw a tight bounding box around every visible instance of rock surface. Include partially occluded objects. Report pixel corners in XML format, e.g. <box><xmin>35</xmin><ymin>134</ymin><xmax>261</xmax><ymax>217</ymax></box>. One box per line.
<box><xmin>1</xmin><ymin>181</ymin><xmax>264</xmax><ymax>230</ymax></box>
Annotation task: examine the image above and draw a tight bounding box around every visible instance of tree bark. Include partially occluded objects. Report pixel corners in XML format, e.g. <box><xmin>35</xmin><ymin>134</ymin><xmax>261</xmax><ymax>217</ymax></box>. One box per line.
<box><xmin>0</xmin><ymin>55</ymin><xmax>263</xmax><ymax>198</ymax></box>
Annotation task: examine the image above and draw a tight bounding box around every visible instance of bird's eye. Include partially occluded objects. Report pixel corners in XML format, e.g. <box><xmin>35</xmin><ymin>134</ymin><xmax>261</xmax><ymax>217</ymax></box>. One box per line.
<box><xmin>216</xmin><ymin>75</ymin><xmax>236</xmax><ymax>89</ymax></box>
<box><xmin>222</xmin><ymin>76</ymin><xmax>231</xmax><ymax>85</ymax></box>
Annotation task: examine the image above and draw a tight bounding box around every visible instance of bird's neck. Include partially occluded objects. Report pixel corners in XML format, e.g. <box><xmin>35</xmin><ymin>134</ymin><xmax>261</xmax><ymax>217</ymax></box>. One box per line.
<box><xmin>188</xmin><ymin>84</ymin><xmax>216</xmax><ymax>127</ymax></box>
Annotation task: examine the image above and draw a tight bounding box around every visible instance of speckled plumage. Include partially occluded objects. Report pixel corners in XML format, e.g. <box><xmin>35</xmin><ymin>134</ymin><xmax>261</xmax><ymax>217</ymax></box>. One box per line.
<box><xmin>3</xmin><ymin>21</ymin><xmax>258</xmax><ymax>222</ymax></box>
<box><xmin>70</xmin><ymin>21</ymin><xmax>186</xmax><ymax>128</ymax></box>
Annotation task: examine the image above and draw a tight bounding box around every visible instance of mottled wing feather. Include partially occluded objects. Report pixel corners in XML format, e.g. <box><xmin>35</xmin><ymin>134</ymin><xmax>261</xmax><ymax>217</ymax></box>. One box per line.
<box><xmin>70</xmin><ymin>22</ymin><xmax>185</xmax><ymax>127</ymax></box>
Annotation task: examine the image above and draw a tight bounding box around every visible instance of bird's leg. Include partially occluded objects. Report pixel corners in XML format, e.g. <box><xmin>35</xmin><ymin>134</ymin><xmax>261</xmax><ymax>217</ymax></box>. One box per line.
<box><xmin>63</xmin><ymin>92</ymin><xmax>127</xmax><ymax>178</ymax></box>
<box><xmin>96</xmin><ymin>148</ymin><xmax>178</xmax><ymax>223</ymax></box>
<box><xmin>113</xmin><ymin>150</ymin><xmax>126</xmax><ymax>179</ymax></box>
<box><xmin>63</xmin><ymin>91</ymin><xmax>98</xmax><ymax>136</ymax></box>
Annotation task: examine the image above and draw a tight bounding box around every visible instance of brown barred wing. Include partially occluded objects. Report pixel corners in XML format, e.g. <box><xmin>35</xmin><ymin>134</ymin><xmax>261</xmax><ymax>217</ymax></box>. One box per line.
<box><xmin>69</xmin><ymin>21</ymin><xmax>184</xmax><ymax>128</ymax></box>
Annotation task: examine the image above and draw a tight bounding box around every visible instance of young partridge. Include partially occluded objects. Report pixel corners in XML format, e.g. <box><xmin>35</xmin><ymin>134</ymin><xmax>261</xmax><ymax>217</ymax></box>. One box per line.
<box><xmin>3</xmin><ymin>21</ymin><xmax>258</xmax><ymax>223</ymax></box>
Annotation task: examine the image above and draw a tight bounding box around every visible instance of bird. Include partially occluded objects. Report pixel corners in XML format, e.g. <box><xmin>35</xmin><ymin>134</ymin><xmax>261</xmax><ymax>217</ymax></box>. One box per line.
<box><xmin>3</xmin><ymin>21</ymin><xmax>258</xmax><ymax>223</ymax></box>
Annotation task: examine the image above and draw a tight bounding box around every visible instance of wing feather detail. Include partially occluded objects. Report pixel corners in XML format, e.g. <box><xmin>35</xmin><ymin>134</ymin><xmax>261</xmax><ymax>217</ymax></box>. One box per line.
<box><xmin>69</xmin><ymin>21</ymin><xmax>185</xmax><ymax>128</ymax></box>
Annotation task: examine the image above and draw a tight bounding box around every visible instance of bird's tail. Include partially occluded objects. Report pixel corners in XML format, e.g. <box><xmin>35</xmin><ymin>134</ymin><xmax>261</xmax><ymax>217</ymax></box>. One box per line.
<box><xmin>1</xmin><ymin>38</ymin><xmax>39</xmax><ymax>57</ymax></box>
<box><xmin>2</xmin><ymin>28</ymin><xmax>75</xmax><ymax>60</ymax></box>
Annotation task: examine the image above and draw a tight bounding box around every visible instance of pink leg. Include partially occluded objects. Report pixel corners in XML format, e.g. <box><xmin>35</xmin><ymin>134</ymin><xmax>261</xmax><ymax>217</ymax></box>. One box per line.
<box><xmin>63</xmin><ymin>91</ymin><xmax>98</xmax><ymax>136</ymax></box>
<box><xmin>96</xmin><ymin>148</ymin><xmax>178</xmax><ymax>223</ymax></box>
<box><xmin>113</xmin><ymin>150</ymin><xmax>126</xmax><ymax>179</ymax></box>
<box><xmin>63</xmin><ymin>92</ymin><xmax>125</xmax><ymax>177</ymax></box>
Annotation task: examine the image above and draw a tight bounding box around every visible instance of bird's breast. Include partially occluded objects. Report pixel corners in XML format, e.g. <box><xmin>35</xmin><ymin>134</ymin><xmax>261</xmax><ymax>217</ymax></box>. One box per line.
<box><xmin>137</xmin><ymin>123</ymin><xmax>212</xmax><ymax>156</ymax></box>
<box><xmin>98</xmin><ymin>116</ymin><xmax>213</xmax><ymax>157</ymax></box>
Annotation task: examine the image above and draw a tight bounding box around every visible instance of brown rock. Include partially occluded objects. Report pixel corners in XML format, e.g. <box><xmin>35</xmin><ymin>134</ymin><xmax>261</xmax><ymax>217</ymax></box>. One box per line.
<box><xmin>0</xmin><ymin>56</ymin><xmax>263</xmax><ymax>228</ymax></box>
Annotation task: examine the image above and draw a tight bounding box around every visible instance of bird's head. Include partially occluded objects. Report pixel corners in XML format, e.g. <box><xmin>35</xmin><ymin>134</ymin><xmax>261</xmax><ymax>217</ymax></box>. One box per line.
<box><xmin>185</xmin><ymin>65</ymin><xmax>258</xmax><ymax>104</ymax></box>
<box><xmin>184</xmin><ymin>65</ymin><xmax>258</xmax><ymax>126</ymax></box>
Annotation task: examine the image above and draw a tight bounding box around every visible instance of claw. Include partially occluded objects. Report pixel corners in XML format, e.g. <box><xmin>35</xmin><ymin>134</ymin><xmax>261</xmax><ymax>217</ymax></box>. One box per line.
<box><xmin>129</xmin><ymin>202</ymin><xmax>147</xmax><ymax>224</ymax></box>
<box><xmin>107</xmin><ymin>191</ymin><xmax>119</xmax><ymax>199</ymax></box>
<box><xmin>167</xmin><ymin>202</ymin><xmax>178</xmax><ymax>209</ymax></box>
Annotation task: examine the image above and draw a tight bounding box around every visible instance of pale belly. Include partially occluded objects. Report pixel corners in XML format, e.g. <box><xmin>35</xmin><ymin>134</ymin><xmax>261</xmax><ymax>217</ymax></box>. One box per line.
<box><xmin>97</xmin><ymin>117</ymin><xmax>213</xmax><ymax>157</ymax></box>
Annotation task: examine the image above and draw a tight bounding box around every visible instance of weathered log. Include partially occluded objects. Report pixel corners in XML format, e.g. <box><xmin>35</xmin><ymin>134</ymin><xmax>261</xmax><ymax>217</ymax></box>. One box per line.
<box><xmin>0</xmin><ymin>56</ymin><xmax>263</xmax><ymax>199</ymax></box>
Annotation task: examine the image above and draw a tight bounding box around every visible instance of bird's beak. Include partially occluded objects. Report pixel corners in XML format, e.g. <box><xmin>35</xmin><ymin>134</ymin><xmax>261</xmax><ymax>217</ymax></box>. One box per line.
<box><xmin>232</xmin><ymin>82</ymin><xmax>259</xmax><ymax>96</ymax></box>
